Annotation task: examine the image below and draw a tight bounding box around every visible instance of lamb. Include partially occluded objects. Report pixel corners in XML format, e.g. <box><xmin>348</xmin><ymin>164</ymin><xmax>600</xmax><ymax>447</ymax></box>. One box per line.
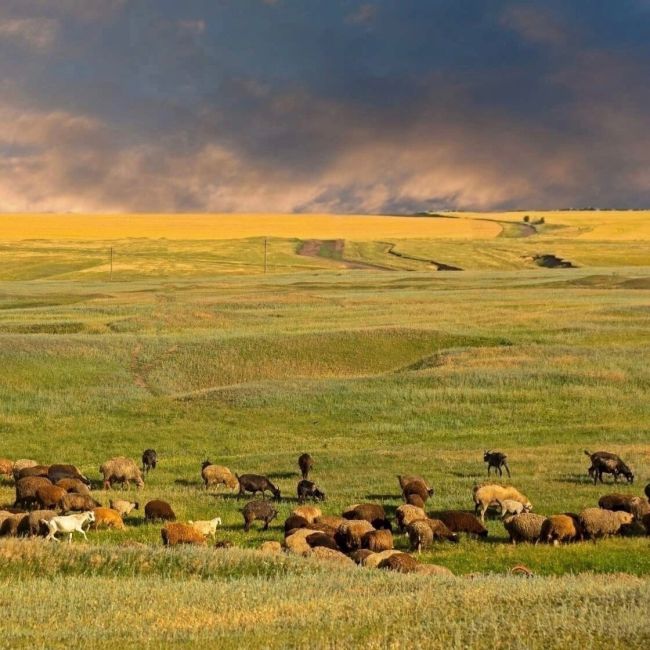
<box><xmin>61</xmin><ymin>493</ymin><xmax>101</xmax><ymax>512</ymax></box>
<box><xmin>236</xmin><ymin>474</ymin><xmax>281</xmax><ymax>500</ymax></box>
<box><xmin>292</xmin><ymin>505</ymin><xmax>322</xmax><ymax>524</ymax></box>
<box><xmin>201</xmin><ymin>461</ymin><xmax>239</xmax><ymax>492</ymax></box>
<box><xmin>435</xmin><ymin>511</ymin><xmax>488</xmax><ymax>538</ymax></box>
<box><xmin>141</xmin><ymin>449</ymin><xmax>157</xmax><ymax>476</ymax></box>
<box><xmin>540</xmin><ymin>514</ymin><xmax>582</xmax><ymax>545</ymax></box>
<box><xmin>284</xmin><ymin>515</ymin><xmax>310</xmax><ymax>535</ymax></box>
<box><xmin>14</xmin><ymin>476</ymin><xmax>52</xmax><ymax>509</ymax></box>
<box><xmin>298</xmin><ymin>453</ymin><xmax>314</xmax><ymax>480</ymax></box>
<box><xmin>188</xmin><ymin>517</ymin><xmax>222</xmax><ymax>539</ymax></box>
<box><xmin>99</xmin><ymin>457</ymin><xmax>144</xmax><ymax>490</ymax></box>
<box><xmin>144</xmin><ymin>500</ymin><xmax>176</xmax><ymax>522</ymax></box>
<box><xmin>484</xmin><ymin>450</ymin><xmax>511</xmax><ymax>477</ymax></box>
<box><xmin>497</xmin><ymin>499</ymin><xmax>532</xmax><ymax>518</ymax></box>
<box><xmin>56</xmin><ymin>478</ymin><xmax>91</xmax><ymax>496</ymax></box>
<box><xmin>584</xmin><ymin>450</ymin><xmax>634</xmax><ymax>484</ymax></box>
<box><xmin>43</xmin><ymin>511</ymin><xmax>95</xmax><ymax>542</ymax></box>
<box><xmin>473</xmin><ymin>484</ymin><xmax>532</xmax><ymax>521</ymax></box>
<box><xmin>48</xmin><ymin>464</ymin><xmax>90</xmax><ymax>486</ymax></box>
<box><xmin>598</xmin><ymin>494</ymin><xmax>650</xmax><ymax>519</ymax></box>
<box><xmin>92</xmin><ymin>507</ymin><xmax>126</xmax><ymax>530</ymax></box>
<box><xmin>161</xmin><ymin>523</ymin><xmax>206</xmax><ymax>546</ymax></box>
<box><xmin>397</xmin><ymin>475</ymin><xmax>434</xmax><ymax>496</ymax></box>
<box><xmin>242</xmin><ymin>500</ymin><xmax>277</xmax><ymax>532</ymax></box>
<box><xmin>402</xmin><ymin>481</ymin><xmax>430</xmax><ymax>506</ymax></box>
<box><xmin>336</xmin><ymin>519</ymin><xmax>375</xmax><ymax>552</ymax></box>
<box><xmin>35</xmin><ymin>485</ymin><xmax>67</xmax><ymax>510</ymax></box>
<box><xmin>12</xmin><ymin>459</ymin><xmax>38</xmax><ymax>480</ymax></box>
<box><xmin>109</xmin><ymin>499</ymin><xmax>139</xmax><ymax>517</ymax></box>
<box><xmin>0</xmin><ymin>458</ymin><xmax>13</xmax><ymax>479</ymax></box>
<box><xmin>378</xmin><ymin>552</ymin><xmax>420</xmax><ymax>573</ymax></box>
<box><xmin>343</xmin><ymin>503</ymin><xmax>391</xmax><ymax>530</ymax></box>
<box><xmin>579</xmin><ymin>507</ymin><xmax>634</xmax><ymax>539</ymax></box>
<box><xmin>297</xmin><ymin>480</ymin><xmax>326</xmax><ymax>503</ymax></box>
<box><xmin>362</xmin><ymin>529</ymin><xmax>393</xmax><ymax>552</ymax></box>
<box><xmin>396</xmin><ymin>504</ymin><xmax>427</xmax><ymax>532</ymax></box>
<box><xmin>502</xmin><ymin>513</ymin><xmax>546</xmax><ymax>544</ymax></box>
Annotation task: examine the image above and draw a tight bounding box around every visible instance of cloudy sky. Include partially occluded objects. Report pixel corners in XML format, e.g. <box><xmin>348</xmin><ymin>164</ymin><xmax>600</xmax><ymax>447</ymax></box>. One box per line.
<box><xmin>1</xmin><ymin>0</ymin><xmax>649</xmax><ymax>213</ymax></box>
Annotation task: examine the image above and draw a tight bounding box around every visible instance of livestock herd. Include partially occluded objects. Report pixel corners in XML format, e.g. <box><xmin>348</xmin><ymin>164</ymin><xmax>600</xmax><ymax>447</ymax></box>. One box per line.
<box><xmin>0</xmin><ymin>448</ymin><xmax>648</xmax><ymax>574</ymax></box>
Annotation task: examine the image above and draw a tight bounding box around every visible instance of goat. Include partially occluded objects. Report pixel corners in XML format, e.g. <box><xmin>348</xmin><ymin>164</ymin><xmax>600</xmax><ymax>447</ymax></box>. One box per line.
<box><xmin>484</xmin><ymin>450</ymin><xmax>511</xmax><ymax>477</ymax></box>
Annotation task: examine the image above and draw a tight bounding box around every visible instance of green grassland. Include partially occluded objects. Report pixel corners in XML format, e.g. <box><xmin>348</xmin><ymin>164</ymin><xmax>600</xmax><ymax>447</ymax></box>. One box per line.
<box><xmin>1</xmin><ymin>215</ymin><xmax>649</xmax><ymax>647</ymax></box>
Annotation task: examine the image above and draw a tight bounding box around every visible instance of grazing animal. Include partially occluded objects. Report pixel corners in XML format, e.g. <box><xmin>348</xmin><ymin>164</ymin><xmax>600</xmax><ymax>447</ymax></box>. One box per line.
<box><xmin>406</xmin><ymin>494</ymin><xmax>425</xmax><ymax>508</ymax></box>
<box><xmin>109</xmin><ymin>499</ymin><xmax>139</xmax><ymax>517</ymax></box>
<box><xmin>35</xmin><ymin>485</ymin><xmax>67</xmax><ymax>510</ymax></box>
<box><xmin>402</xmin><ymin>481</ymin><xmax>430</xmax><ymax>506</ymax></box>
<box><xmin>18</xmin><ymin>465</ymin><xmax>50</xmax><ymax>479</ymax></box>
<box><xmin>0</xmin><ymin>458</ymin><xmax>13</xmax><ymax>479</ymax></box>
<box><xmin>642</xmin><ymin>513</ymin><xmax>650</xmax><ymax>536</ymax></box>
<box><xmin>407</xmin><ymin>520</ymin><xmax>434</xmax><ymax>552</ymax></box>
<box><xmin>598</xmin><ymin>494</ymin><xmax>650</xmax><ymax>519</ymax></box>
<box><xmin>435</xmin><ymin>511</ymin><xmax>488</xmax><ymax>538</ymax></box>
<box><xmin>91</xmin><ymin>507</ymin><xmax>126</xmax><ymax>530</ymax></box>
<box><xmin>43</xmin><ymin>511</ymin><xmax>95</xmax><ymax>542</ymax></box>
<box><xmin>305</xmin><ymin>532</ymin><xmax>339</xmax><ymax>551</ymax></box>
<box><xmin>362</xmin><ymin>529</ymin><xmax>393</xmax><ymax>552</ymax></box>
<box><xmin>579</xmin><ymin>508</ymin><xmax>634</xmax><ymax>539</ymax></box>
<box><xmin>14</xmin><ymin>476</ymin><xmax>52</xmax><ymax>509</ymax></box>
<box><xmin>502</xmin><ymin>513</ymin><xmax>546</xmax><ymax>544</ymax></box>
<box><xmin>99</xmin><ymin>457</ymin><xmax>144</xmax><ymax>490</ymax></box>
<box><xmin>161</xmin><ymin>523</ymin><xmax>206</xmax><ymax>546</ymax></box>
<box><xmin>236</xmin><ymin>474</ymin><xmax>281</xmax><ymax>500</ymax></box>
<box><xmin>497</xmin><ymin>499</ymin><xmax>532</xmax><ymax>518</ymax></box>
<box><xmin>473</xmin><ymin>484</ymin><xmax>532</xmax><ymax>521</ymax></box>
<box><xmin>0</xmin><ymin>514</ymin><xmax>28</xmax><ymax>537</ymax></box>
<box><xmin>292</xmin><ymin>506</ymin><xmax>322</xmax><ymax>524</ymax></box>
<box><xmin>298</xmin><ymin>453</ymin><xmax>314</xmax><ymax>480</ymax></box>
<box><xmin>48</xmin><ymin>464</ymin><xmax>90</xmax><ymax>486</ymax></box>
<box><xmin>645</xmin><ymin>483</ymin><xmax>650</xmax><ymax>501</ymax></box>
<box><xmin>242</xmin><ymin>500</ymin><xmax>277</xmax><ymax>532</ymax></box>
<box><xmin>336</xmin><ymin>519</ymin><xmax>375</xmax><ymax>553</ymax></box>
<box><xmin>424</xmin><ymin>518</ymin><xmax>459</xmax><ymax>543</ymax></box>
<box><xmin>540</xmin><ymin>515</ymin><xmax>582</xmax><ymax>545</ymax></box>
<box><xmin>55</xmin><ymin>478</ymin><xmax>91</xmax><ymax>496</ymax></box>
<box><xmin>397</xmin><ymin>475</ymin><xmax>434</xmax><ymax>496</ymax></box>
<box><xmin>343</xmin><ymin>503</ymin><xmax>391</xmax><ymax>530</ymax></box>
<box><xmin>396</xmin><ymin>504</ymin><xmax>426</xmax><ymax>532</ymax></box>
<box><xmin>141</xmin><ymin>449</ymin><xmax>158</xmax><ymax>476</ymax></box>
<box><xmin>12</xmin><ymin>459</ymin><xmax>38</xmax><ymax>481</ymax></box>
<box><xmin>484</xmin><ymin>450</ymin><xmax>511</xmax><ymax>477</ymax></box>
<box><xmin>144</xmin><ymin>499</ymin><xmax>176</xmax><ymax>522</ymax></box>
<box><xmin>284</xmin><ymin>514</ymin><xmax>310</xmax><ymax>536</ymax></box>
<box><xmin>584</xmin><ymin>450</ymin><xmax>634</xmax><ymax>484</ymax></box>
<box><xmin>188</xmin><ymin>517</ymin><xmax>222</xmax><ymax>539</ymax></box>
<box><xmin>314</xmin><ymin>514</ymin><xmax>345</xmax><ymax>529</ymax></box>
<box><xmin>201</xmin><ymin>461</ymin><xmax>239</xmax><ymax>491</ymax></box>
<box><xmin>296</xmin><ymin>480</ymin><xmax>326</xmax><ymax>503</ymax></box>
<box><xmin>26</xmin><ymin>510</ymin><xmax>58</xmax><ymax>537</ymax></box>
<box><xmin>378</xmin><ymin>552</ymin><xmax>420</xmax><ymax>573</ymax></box>
<box><xmin>61</xmin><ymin>493</ymin><xmax>101</xmax><ymax>512</ymax></box>
<box><xmin>350</xmin><ymin>549</ymin><xmax>375</xmax><ymax>565</ymax></box>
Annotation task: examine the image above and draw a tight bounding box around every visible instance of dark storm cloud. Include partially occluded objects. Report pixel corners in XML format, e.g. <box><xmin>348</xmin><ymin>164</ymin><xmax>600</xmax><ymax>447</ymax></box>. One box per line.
<box><xmin>0</xmin><ymin>0</ymin><xmax>649</xmax><ymax>212</ymax></box>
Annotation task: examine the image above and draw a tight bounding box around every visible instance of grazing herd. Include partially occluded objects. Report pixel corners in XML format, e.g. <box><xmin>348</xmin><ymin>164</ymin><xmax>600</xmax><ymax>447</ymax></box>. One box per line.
<box><xmin>0</xmin><ymin>447</ymin><xmax>648</xmax><ymax>575</ymax></box>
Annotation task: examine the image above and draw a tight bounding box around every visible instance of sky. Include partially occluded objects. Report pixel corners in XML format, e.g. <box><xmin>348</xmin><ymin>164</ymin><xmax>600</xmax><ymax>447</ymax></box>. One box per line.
<box><xmin>0</xmin><ymin>0</ymin><xmax>649</xmax><ymax>213</ymax></box>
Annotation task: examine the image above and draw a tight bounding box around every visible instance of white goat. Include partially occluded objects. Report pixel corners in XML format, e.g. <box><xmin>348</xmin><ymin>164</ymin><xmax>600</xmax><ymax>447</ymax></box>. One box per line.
<box><xmin>498</xmin><ymin>499</ymin><xmax>532</xmax><ymax>519</ymax></box>
<box><xmin>43</xmin><ymin>511</ymin><xmax>95</xmax><ymax>543</ymax></box>
<box><xmin>188</xmin><ymin>517</ymin><xmax>222</xmax><ymax>539</ymax></box>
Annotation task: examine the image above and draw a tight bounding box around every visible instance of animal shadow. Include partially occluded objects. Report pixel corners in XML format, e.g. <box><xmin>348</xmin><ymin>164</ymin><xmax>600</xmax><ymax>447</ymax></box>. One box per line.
<box><xmin>365</xmin><ymin>494</ymin><xmax>397</xmax><ymax>501</ymax></box>
<box><xmin>174</xmin><ymin>479</ymin><xmax>199</xmax><ymax>487</ymax></box>
<box><xmin>266</xmin><ymin>471</ymin><xmax>299</xmax><ymax>480</ymax></box>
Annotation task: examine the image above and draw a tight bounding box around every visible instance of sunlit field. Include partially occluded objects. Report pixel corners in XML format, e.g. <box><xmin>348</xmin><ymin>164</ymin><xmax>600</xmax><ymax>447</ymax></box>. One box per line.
<box><xmin>1</xmin><ymin>212</ymin><xmax>649</xmax><ymax>647</ymax></box>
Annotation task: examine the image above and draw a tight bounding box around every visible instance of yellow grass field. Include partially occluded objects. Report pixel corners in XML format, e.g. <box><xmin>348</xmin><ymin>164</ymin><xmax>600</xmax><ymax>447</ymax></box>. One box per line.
<box><xmin>0</xmin><ymin>213</ymin><xmax>501</xmax><ymax>241</ymax></box>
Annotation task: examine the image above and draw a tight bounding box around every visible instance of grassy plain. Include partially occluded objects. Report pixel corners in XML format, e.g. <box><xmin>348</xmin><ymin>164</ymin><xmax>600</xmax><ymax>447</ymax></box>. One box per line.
<box><xmin>0</xmin><ymin>210</ymin><xmax>649</xmax><ymax>647</ymax></box>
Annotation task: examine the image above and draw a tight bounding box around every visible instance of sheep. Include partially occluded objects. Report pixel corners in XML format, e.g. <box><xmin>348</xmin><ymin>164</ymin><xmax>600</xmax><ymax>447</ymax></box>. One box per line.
<box><xmin>435</xmin><ymin>511</ymin><xmax>488</xmax><ymax>538</ymax></box>
<box><xmin>336</xmin><ymin>519</ymin><xmax>375</xmax><ymax>552</ymax></box>
<box><xmin>12</xmin><ymin>459</ymin><xmax>38</xmax><ymax>480</ymax></box>
<box><xmin>201</xmin><ymin>461</ymin><xmax>239</xmax><ymax>492</ymax></box>
<box><xmin>284</xmin><ymin>514</ymin><xmax>310</xmax><ymax>536</ymax></box>
<box><xmin>579</xmin><ymin>508</ymin><xmax>634</xmax><ymax>539</ymax></box>
<box><xmin>292</xmin><ymin>505</ymin><xmax>322</xmax><ymax>524</ymax></box>
<box><xmin>297</xmin><ymin>480</ymin><xmax>326</xmax><ymax>503</ymax></box>
<box><xmin>362</xmin><ymin>529</ymin><xmax>393</xmax><ymax>552</ymax></box>
<box><xmin>61</xmin><ymin>493</ymin><xmax>101</xmax><ymax>512</ymax></box>
<box><xmin>298</xmin><ymin>453</ymin><xmax>314</xmax><ymax>480</ymax></box>
<box><xmin>425</xmin><ymin>518</ymin><xmax>459</xmax><ymax>543</ymax></box>
<box><xmin>314</xmin><ymin>514</ymin><xmax>346</xmax><ymax>529</ymax></box>
<box><xmin>14</xmin><ymin>476</ymin><xmax>52</xmax><ymax>509</ymax></box>
<box><xmin>237</xmin><ymin>474</ymin><xmax>281</xmax><ymax>500</ymax></box>
<box><xmin>141</xmin><ymin>449</ymin><xmax>157</xmax><ymax>476</ymax></box>
<box><xmin>56</xmin><ymin>478</ymin><xmax>91</xmax><ymax>496</ymax></box>
<box><xmin>100</xmin><ymin>457</ymin><xmax>144</xmax><ymax>490</ymax></box>
<box><xmin>305</xmin><ymin>532</ymin><xmax>340</xmax><ymax>551</ymax></box>
<box><xmin>0</xmin><ymin>513</ymin><xmax>28</xmax><ymax>537</ymax></box>
<box><xmin>396</xmin><ymin>504</ymin><xmax>427</xmax><ymax>532</ymax></box>
<box><xmin>402</xmin><ymin>481</ymin><xmax>430</xmax><ymax>506</ymax></box>
<box><xmin>473</xmin><ymin>484</ymin><xmax>532</xmax><ymax>521</ymax></box>
<box><xmin>497</xmin><ymin>498</ymin><xmax>532</xmax><ymax>518</ymax></box>
<box><xmin>645</xmin><ymin>483</ymin><xmax>650</xmax><ymax>500</ymax></box>
<box><xmin>18</xmin><ymin>465</ymin><xmax>50</xmax><ymax>479</ymax></box>
<box><xmin>144</xmin><ymin>500</ymin><xmax>176</xmax><ymax>522</ymax></box>
<box><xmin>397</xmin><ymin>475</ymin><xmax>434</xmax><ymax>496</ymax></box>
<box><xmin>48</xmin><ymin>464</ymin><xmax>90</xmax><ymax>486</ymax></box>
<box><xmin>309</xmin><ymin>547</ymin><xmax>353</xmax><ymax>565</ymax></box>
<box><xmin>161</xmin><ymin>523</ymin><xmax>206</xmax><ymax>546</ymax></box>
<box><xmin>642</xmin><ymin>513</ymin><xmax>650</xmax><ymax>536</ymax></box>
<box><xmin>363</xmin><ymin>549</ymin><xmax>402</xmax><ymax>569</ymax></box>
<box><xmin>91</xmin><ymin>507</ymin><xmax>126</xmax><ymax>530</ymax></box>
<box><xmin>406</xmin><ymin>494</ymin><xmax>425</xmax><ymax>508</ymax></box>
<box><xmin>502</xmin><ymin>513</ymin><xmax>546</xmax><ymax>544</ymax></box>
<box><xmin>284</xmin><ymin>528</ymin><xmax>319</xmax><ymax>555</ymax></box>
<box><xmin>407</xmin><ymin>520</ymin><xmax>434</xmax><ymax>552</ymax></box>
<box><xmin>484</xmin><ymin>450</ymin><xmax>511</xmax><ymax>477</ymax></box>
<box><xmin>242</xmin><ymin>500</ymin><xmax>277</xmax><ymax>532</ymax></box>
<box><xmin>378</xmin><ymin>552</ymin><xmax>420</xmax><ymax>573</ymax></box>
<box><xmin>43</xmin><ymin>511</ymin><xmax>95</xmax><ymax>542</ymax></box>
<box><xmin>188</xmin><ymin>517</ymin><xmax>222</xmax><ymax>539</ymax></box>
<box><xmin>35</xmin><ymin>485</ymin><xmax>67</xmax><ymax>510</ymax></box>
<box><xmin>540</xmin><ymin>515</ymin><xmax>582</xmax><ymax>545</ymax></box>
<box><xmin>584</xmin><ymin>450</ymin><xmax>634</xmax><ymax>484</ymax></box>
<box><xmin>0</xmin><ymin>458</ymin><xmax>13</xmax><ymax>479</ymax></box>
<box><xmin>415</xmin><ymin>564</ymin><xmax>454</xmax><ymax>577</ymax></box>
<box><xmin>343</xmin><ymin>503</ymin><xmax>391</xmax><ymax>530</ymax></box>
<box><xmin>350</xmin><ymin>549</ymin><xmax>375</xmax><ymax>565</ymax></box>
<box><xmin>109</xmin><ymin>499</ymin><xmax>139</xmax><ymax>517</ymax></box>
<box><xmin>260</xmin><ymin>541</ymin><xmax>282</xmax><ymax>555</ymax></box>
<box><xmin>26</xmin><ymin>510</ymin><xmax>58</xmax><ymax>537</ymax></box>
<box><xmin>598</xmin><ymin>494</ymin><xmax>650</xmax><ymax>519</ymax></box>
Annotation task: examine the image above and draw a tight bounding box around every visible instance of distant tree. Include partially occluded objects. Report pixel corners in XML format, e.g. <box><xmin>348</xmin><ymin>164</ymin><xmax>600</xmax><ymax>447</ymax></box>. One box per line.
<box><xmin>523</xmin><ymin>215</ymin><xmax>530</xmax><ymax>223</ymax></box>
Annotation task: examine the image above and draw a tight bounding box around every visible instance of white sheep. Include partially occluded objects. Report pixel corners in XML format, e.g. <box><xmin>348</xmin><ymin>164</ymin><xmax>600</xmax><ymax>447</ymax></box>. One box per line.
<box><xmin>43</xmin><ymin>511</ymin><xmax>95</xmax><ymax>543</ymax></box>
<box><xmin>188</xmin><ymin>517</ymin><xmax>223</xmax><ymax>539</ymax></box>
<box><xmin>498</xmin><ymin>498</ymin><xmax>532</xmax><ymax>518</ymax></box>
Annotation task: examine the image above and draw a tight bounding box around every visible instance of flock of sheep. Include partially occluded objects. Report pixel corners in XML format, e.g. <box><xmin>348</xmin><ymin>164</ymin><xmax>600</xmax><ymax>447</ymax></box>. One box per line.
<box><xmin>0</xmin><ymin>447</ymin><xmax>648</xmax><ymax>575</ymax></box>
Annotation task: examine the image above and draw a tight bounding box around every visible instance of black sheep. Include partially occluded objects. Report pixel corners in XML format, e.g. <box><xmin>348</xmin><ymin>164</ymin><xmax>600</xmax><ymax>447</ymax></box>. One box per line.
<box><xmin>297</xmin><ymin>480</ymin><xmax>326</xmax><ymax>503</ymax></box>
<box><xmin>142</xmin><ymin>449</ymin><xmax>158</xmax><ymax>476</ymax></box>
<box><xmin>236</xmin><ymin>474</ymin><xmax>281</xmax><ymax>500</ymax></box>
<box><xmin>144</xmin><ymin>499</ymin><xmax>176</xmax><ymax>522</ymax></box>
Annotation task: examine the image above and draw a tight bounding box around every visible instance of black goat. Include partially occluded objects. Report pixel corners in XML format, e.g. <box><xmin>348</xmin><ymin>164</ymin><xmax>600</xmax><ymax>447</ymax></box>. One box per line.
<box><xmin>142</xmin><ymin>449</ymin><xmax>158</xmax><ymax>476</ymax></box>
<box><xmin>585</xmin><ymin>450</ymin><xmax>633</xmax><ymax>484</ymax></box>
<box><xmin>483</xmin><ymin>450</ymin><xmax>510</xmax><ymax>477</ymax></box>
<box><xmin>236</xmin><ymin>474</ymin><xmax>281</xmax><ymax>500</ymax></box>
<box><xmin>297</xmin><ymin>479</ymin><xmax>326</xmax><ymax>503</ymax></box>
<box><xmin>298</xmin><ymin>453</ymin><xmax>314</xmax><ymax>480</ymax></box>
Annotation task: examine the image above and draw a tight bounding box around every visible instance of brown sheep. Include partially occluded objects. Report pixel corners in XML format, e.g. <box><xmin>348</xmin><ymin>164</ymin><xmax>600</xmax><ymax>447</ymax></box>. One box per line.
<box><xmin>55</xmin><ymin>478</ymin><xmax>91</xmax><ymax>496</ymax></box>
<box><xmin>99</xmin><ymin>457</ymin><xmax>144</xmax><ymax>490</ymax></box>
<box><xmin>201</xmin><ymin>462</ymin><xmax>239</xmax><ymax>491</ymax></box>
<box><xmin>92</xmin><ymin>507</ymin><xmax>126</xmax><ymax>530</ymax></box>
<box><xmin>305</xmin><ymin>532</ymin><xmax>339</xmax><ymax>551</ymax></box>
<box><xmin>362</xmin><ymin>529</ymin><xmax>393</xmax><ymax>552</ymax></box>
<box><xmin>0</xmin><ymin>458</ymin><xmax>13</xmax><ymax>479</ymax></box>
<box><xmin>579</xmin><ymin>508</ymin><xmax>634</xmax><ymax>539</ymax></box>
<box><xmin>343</xmin><ymin>503</ymin><xmax>391</xmax><ymax>530</ymax></box>
<box><xmin>540</xmin><ymin>515</ymin><xmax>582</xmax><ymax>545</ymax></box>
<box><xmin>336</xmin><ymin>519</ymin><xmax>375</xmax><ymax>552</ymax></box>
<box><xmin>396</xmin><ymin>504</ymin><xmax>426</xmax><ymax>532</ymax></box>
<box><xmin>12</xmin><ymin>459</ymin><xmax>38</xmax><ymax>480</ymax></box>
<box><xmin>350</xmin><ymin>549</ymin><xmax>375</xmax><ymax>565</ymax></box>
<box><xmin>298</xmin><ymin>453</ymin><xmax>314</xmax><ymax>480</ymax></box>
<box><xmin>406</xmin><ymin>494</ymin><xmax>426</xmax><ymax>508</ymax></box>
<box><xmin>0</xmin><ymin>513</ymin><xmax>28</xmax><ymax>537</ymax></box>
<box><xmin>144</xmin><ymin>500</ymin><xmax>176</xmax><ymax>522</ymax></box>
<box><xmin>402</xmin><ymin>481</ymin><xmax>431</xmax><ymax>505</ymax></box>
<box><xmin>642</xmin><ymin>513</ymin><xmax>650</xmax><ymax>536</ymax></box>
<box><xmin>406</xmin><ymin>521</ymin><xmax>433</xmax><ymax>553</ymax></box>
<box><xmin>18</xmin><ymin>465</ymin><xmax>50</xmax><ymax>480</ymax></box>
<box><xmin>378</xmin><ymin>552</ymin><xmax>420</xmax><ymax>573</ymax></box>
<box><xmin>284</xmin><ymin>514</ymin><xmax>310</xmax><ymax>536</ymax></box>
<box><xmin>598</xmin><ymin>494</ymin><xmax>650</xmax><ymax>519</ymax></box>
<box><xmin>242</xmin><ymin>500</ymin><xmax>277</xmax><ymax>532</ymax></box>
<box><xmin>14</xmin><ymin>476</ymin><xmax>52</xmax><ymax>509</ymax></box>
<box><xmin>502</xmin><ymin>513</ymin><xmax>546</xmax><ymax>544</ymax></box>
<box><xmin>292</xmin><ymin>505</ymin><xmax>322</xmax><ymax>524</ymax></box>
<box><xmin>473</xmin><ymin>484</ymin><xmax>532</xmax><ymax>521</ymax></box>
<box><xmin>109</xmin><ymin>499</ymin><xmax>139</xmax><ymax>517</ymax></box>
<box><xmin>425</xmin><ymin>518</ymin><xmax>459</xmax><ymax>543</ymax></box>
<box><xmin>61</xmin><ymin>493</ymin><xmax>101</xmax><ymax>512</ymax></box>
<box><xmin>161</xmin><ymin>523</ymin><xmax>206</xmax><ymax>546</ymax></box>
<box><xmin>25</xmin><ymin>510</ymin><xmax>58</xmax><ymax>537</ymax></box>
<box><xmin>35</xmin><ymin>485</ymin><xmax>67</xmax><ymax>510</ymax></box>
<box><xmin>48</xmin><ymin>464</ymin><xmax>90</xmax><ymax>485</ymax></box>
<box><xmin>314</xmin><ymin>515</ymin><xmax>346</xmax><ymax>529</ymax></box>
<box><xmin>397</xmin><ymin>475</ymin><xmax>434</xmax><ymax>496</ymax></box>
<box><xmin>435</xmin><ymin>511</ymin><xmax>488</xmax><ymax>538</ymax></box>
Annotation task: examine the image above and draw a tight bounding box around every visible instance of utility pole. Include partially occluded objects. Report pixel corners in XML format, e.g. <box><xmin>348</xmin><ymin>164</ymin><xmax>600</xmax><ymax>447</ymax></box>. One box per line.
<box><xmin>110</xmin><ymin>246</ymin><xmax>113</xmax><ymax>282</ymax></box>
<box><xmin>264</xmin><ymin>237</ymin><xmax>268</xmax><ymax>274</ymax></box>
